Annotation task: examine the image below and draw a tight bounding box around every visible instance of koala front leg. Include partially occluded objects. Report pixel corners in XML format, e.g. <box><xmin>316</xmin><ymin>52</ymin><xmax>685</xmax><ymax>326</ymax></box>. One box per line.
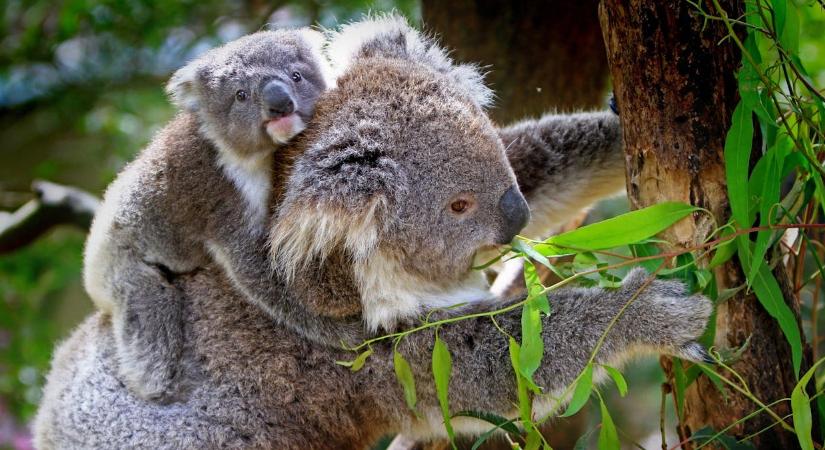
<box><xmin>107</xmin><ymin>255</ymin><xmax>187</xmax><ymax>403</ymax></box>
<box><xmin>501</xmin><ymin>111</ymin><xmax>625</xmax><ymax>239</ymax></box>
<box><xmin>205</xmin><ymin>225</ymin><xmax>365</xmax><ymax>346</ymax></box>
<box><xmin>394</xmin><ymin>269</ymin><xmax>711</xmax><ymax>433</ymax></box>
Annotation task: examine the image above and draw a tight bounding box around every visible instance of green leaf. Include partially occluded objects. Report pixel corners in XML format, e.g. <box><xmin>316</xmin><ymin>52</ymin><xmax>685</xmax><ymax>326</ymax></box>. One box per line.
<box><xmin>525</xmin><ymin>429</ymin><xmax>542</xmax><ymax>450</ymax></box>
<box><xmin>432</xmin><ymin>336</ymin><xmax>456</xmax><ymax>446</ymax></box>
<box><xmin>520</xmin><ymin>301</ymin><xmax>544</xmax><ymax>385</ymax></box>
<box><xmin>772</xmin><ymin>0</ymin><xmax>787</xmax><ymax>43</ymax></box>
<box><xmin>509</xmin><ymin>338</ymin><xmax>534</xmax><ymax>431</ymax></box>
<box><xmin>747</xmin><ymin>146</ymin><xmax>781</xmax><ymax>283</ymax></box>
<box><xmin>791</xmin><ymin>357</ymin><xmax>825</xmax><ymax>450</ymax></box>
<box><xmin>725</xmin><ymin>101</ymin><xmax>755</xmax><ymax>229</ymax></box>
<box><xmin>545</xmin><ymin>202</ymin><xmax>698</xmax><ymax>251</ymax></box>
<box><xmin>692</xmin><ymin>426</ymin><xmax>756</xmax><ymax>450</ymax></box>
<box><xmin>523</xmin><ymin>260</ymin><xmax>550</xmax><ymax>315</ymax></box>
<box><xmin>598</xmin><ymin>272</ymin><xmax>623</xmax><ymax>289</ymax></box>
<box><xmin>393</xmin><ymin>350</ymin><xmax>418</xmax><ymax>414</ymax></box>
<box><xmin>738</xmin><ymin>34</ymin><xmax>765</xmax><ymax>118</ymax></box>
<box><xmin>598</xmin><ymin>397</ymin><xmax>619</xmax><ymax>450</ymax></box>
<box><xmin>629</xmin><ymin>242</ymin><xmax>664</xmax><ymax>273</ymax></box>
<box><xmin>335</xmin><ymin>347</ymin><xmax>373</xmax><ymax>372</ymax></box>
<box><xmin>775</xmin><ymin>0</ymin><xmax>799</xmax><ymax>55</ymax></box>
<box><xmin>469</xmin><ymin>417</ymin><xmax>520</xmax><ymax>450</ymax></box>
<box><xmin>452</xmin><ymin>411</ymin><xmax>520</xmax><ymax>436</ymax></box>
<box><xmin>694</xmin><ymin>269</ymin><xmax>713</xmax><ymax>291</ymax></box>
<box><xmin>602</xmin><ymin>365</ymin><xmax>628</xmax><ymax>397</ymax></box>
<box><xmin>573</xmin><ymin>427</ymin><xmax>598</xmax><ymax>450</ymax></box>
<box><xmin>738</xmin><ymin>238</ymin><xmax>802</xmax><ymax>377</ymax></box>
<box><xmin>561</xmin><ymin>363</ymin><xmax>593</xmax><ymax>417</ymax></box>
<box><xmin>520</xmin><ymin>261</ymin><xmax>549</xmax><ymax>388</ymax></box>
<box><xmin>514</xmin><ymin>239</ymin><xmax>562</xmax><ymax>280</ymax></box>
<box><xmin>708</xmin><ymin>230</ymin><xmax>737</xmax><ymax>269</ymax></box>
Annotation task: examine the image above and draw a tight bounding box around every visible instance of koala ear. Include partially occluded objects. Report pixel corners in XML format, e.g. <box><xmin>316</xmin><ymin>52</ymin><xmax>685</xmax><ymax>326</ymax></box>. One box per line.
<box><xmin>327</xmin><ymin>14</ymin><xmax>493</xmax><ymax>109</ymax></box>
<box><xmin>166</xmin><ymin>61</ymin><xmax>203</xmax><ymax>112</ymax></box>
<box><xmin>296</xmin><ymin>28</ymin><xmax>337</xmax><ymax>89</ymax></box>
<box><xmin>271</xmin><ymin>122</ymin><xmax>403</xmax><ymax>281</ymax></box>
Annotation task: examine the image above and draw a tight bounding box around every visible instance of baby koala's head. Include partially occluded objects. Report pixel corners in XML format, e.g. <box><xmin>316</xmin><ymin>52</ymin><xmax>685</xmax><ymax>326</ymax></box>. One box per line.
<box><xmin>167</xmin><ymin>29</ymin><xmax>332</xmax><ymax>158</ymax></box>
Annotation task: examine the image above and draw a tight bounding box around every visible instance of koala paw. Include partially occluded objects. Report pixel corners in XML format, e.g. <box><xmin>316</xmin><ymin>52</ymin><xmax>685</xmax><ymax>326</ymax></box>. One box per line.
<box><xmin>621</xmin><ymin>268</ymin><xmax>714</xmax><ymax>363</ymax></box>
<box><xmin>116</xmin><ymin>343</ymin><xmax>183</xmax><ymax>404</ymax></box>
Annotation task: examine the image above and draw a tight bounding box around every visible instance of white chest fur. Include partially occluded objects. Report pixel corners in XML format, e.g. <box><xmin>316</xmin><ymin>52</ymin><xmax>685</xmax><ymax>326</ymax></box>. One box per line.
<box><xmin>217</xmin><ymin>151</ymin><xmax>273</xmax><ymax>226</ymax></box>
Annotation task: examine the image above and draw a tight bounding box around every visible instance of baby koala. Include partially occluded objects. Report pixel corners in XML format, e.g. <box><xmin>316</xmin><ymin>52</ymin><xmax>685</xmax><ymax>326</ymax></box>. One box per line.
<box><xmin>83</xmin><ymin>28</ymin><xmax>331</xmax><ymax>402</ymax></box>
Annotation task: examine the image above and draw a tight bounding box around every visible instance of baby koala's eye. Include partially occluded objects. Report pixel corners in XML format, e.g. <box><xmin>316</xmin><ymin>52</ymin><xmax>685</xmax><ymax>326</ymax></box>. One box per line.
<box><xmin>450</xmin><ymin>199</ymin><xmax>470</xmax><ymax>214</ymax></box>
<box><xmin>291</xmin><ymin>71</ymin><xmax>302</xmax><ymax>82</ymax></box>
<box><xmin>235</xmin><ymin>90</ymin><xmax>248</xmax><ymax>102</ymax></box>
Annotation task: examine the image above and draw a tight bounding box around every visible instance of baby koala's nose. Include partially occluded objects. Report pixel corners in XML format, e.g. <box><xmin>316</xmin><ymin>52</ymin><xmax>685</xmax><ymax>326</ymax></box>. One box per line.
<box><xmin>262</xmin><ymin>80</ymin><xmax>295</xmax><ymax>118</ymax></box>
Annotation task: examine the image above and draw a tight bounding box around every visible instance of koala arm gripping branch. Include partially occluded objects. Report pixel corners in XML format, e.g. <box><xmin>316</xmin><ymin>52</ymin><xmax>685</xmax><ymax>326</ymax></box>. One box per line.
<box><xmin>390</xmin><ymin>269</ymin><xmax>711</xmax><ymax>427</ymax></box>
<box><xmin>205</xmin><ymin>224</ymin><xmax>366</xmax><ymax>347</ymax></box>
<box><xmin>500</xmin><ymin>111</ymin><xmax>626</xmax><ymax>239</ymax></box>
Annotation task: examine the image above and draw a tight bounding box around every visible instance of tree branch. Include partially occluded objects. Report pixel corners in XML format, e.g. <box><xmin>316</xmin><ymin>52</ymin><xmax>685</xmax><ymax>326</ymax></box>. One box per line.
<box><xmin>0</xmin><ymin>180</ymin><xmax>99</xmax><ymax>254</ymax></box>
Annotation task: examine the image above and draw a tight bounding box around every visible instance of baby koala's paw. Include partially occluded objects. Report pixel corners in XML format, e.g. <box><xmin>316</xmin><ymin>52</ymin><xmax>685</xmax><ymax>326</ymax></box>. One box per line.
<box><xmin>621</xmin><ymin>268</ymin><xmax>714</xmax><ymax>363</ymax></box>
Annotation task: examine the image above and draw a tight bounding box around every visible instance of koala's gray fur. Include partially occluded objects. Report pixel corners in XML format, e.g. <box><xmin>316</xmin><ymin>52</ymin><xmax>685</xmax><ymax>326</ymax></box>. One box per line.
<box><xmin>82</xmin><ymin>28</ymin><xmax>331</xmax><ymax>402</ymax></box>
<box><xmin>36</xmin><ymin>15</ymin><xmax>712</xmax><ymax>449</ymax></box>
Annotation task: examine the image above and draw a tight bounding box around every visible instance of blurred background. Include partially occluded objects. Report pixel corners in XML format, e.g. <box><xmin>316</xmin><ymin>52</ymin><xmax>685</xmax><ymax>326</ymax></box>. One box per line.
<box><xmin>1</xmin><ymin>1</ymin><xmax>823</xmax><ymax>449</ymax></box>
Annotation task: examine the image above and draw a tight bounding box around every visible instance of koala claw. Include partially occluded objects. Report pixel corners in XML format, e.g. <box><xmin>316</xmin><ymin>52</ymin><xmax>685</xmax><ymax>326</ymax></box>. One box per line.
<box><xmin>676</xmin><ymin>341</ymin><xmax>715</xmax><ymax>364</ymax></box>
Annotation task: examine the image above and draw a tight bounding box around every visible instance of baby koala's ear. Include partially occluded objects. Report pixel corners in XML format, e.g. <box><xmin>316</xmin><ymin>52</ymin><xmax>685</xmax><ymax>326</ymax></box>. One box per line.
<box><xmin>166</xmin><ymin>61</ymin><xmax>203</xmax><ymax>112</ymax></box>
<box><xmin>295</xmin><ymin>28</ymin><xmax>336</xmax><ymax>89</ymax></box>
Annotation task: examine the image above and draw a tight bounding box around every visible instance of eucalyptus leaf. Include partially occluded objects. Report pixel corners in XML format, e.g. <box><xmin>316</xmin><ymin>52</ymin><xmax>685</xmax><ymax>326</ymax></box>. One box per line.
<box><xmin>738</xmin><ymin>238</ymin><xmax>802</xmax><ymax>377</ymax></box>
<box><xmin>393</xmin><ymin>350</ymin><xmax>418</xmax><ymax>415</ymax></box>
<box><xmin>598</xmin><ymin>397</ymin><xmax>619</xmax><ymax>450</ymax></box>
<box><xmin>602</xmin><ymin>365</ymin><xmax>628</xmax><ymax>397</ymax></box>
<box><xmin>452</xmin><ymin>411</ymin><xmax>521</xmax><ymax>436</ymax></box>
<box><xmin>335</xmin><ymin>347</ymin><xmax>373</xmax><ymax>372</ymax></box>
<box><xmin>545</xmin><ymin>202</ymin><xmax>698</xmax><ymax>251</ymax></box>
<box><xmin>433</xmin><ymin>336</ymin><xmax>456</xmax><ymax>446</ymax></box>
<box><xmin>519</xmin><ymin>302</ymin><xmax>544</xmax><ymax>386</ymax></box>
<box><xmin>509</xmin><ymin>338</ymin><xmax>534</xmax><ymax>432</ymax></box>
<box><xmin>790</xmin><ymin>357</ymin><xmax>825</xmax><ymax>450</ymax></box>
<box><xmin>561</xmin><ymin>363</ymin><xmax>593</xmax><ymax>417</ymax></box>
<box><xmin>724</xmin><ymin>101</ymin><xmax>754</xmax><ymax>229</ymax></box>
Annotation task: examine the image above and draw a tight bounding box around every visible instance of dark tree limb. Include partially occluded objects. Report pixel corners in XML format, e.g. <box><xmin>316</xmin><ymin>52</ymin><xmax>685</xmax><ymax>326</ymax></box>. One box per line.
<box><xmin>0</xmin><ymin>180</ymin><xmax>99</xmax><ymax>254</ymax></box>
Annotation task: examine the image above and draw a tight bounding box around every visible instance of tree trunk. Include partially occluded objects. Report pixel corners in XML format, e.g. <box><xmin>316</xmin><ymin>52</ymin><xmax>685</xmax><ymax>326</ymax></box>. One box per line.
<box><xmin>421</xmin><ymin>0</ymin><xmax>608</xmax><ymax>124</ymax></box>
<box><xmin>599</xmin><ymin>1</ymin><xmax>811</xmax><ymax>448</ymax></box>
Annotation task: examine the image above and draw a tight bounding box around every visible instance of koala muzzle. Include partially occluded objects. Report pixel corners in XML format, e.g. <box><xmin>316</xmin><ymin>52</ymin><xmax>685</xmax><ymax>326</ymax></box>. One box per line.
<box><xmin>497</xmin><ymin>185</ymin><xmax>530</xmax><ymax>245</ymax></box>
<box><xmin>262</xmin><ymin>80</ymin><xmax>295</xmax><ymax>118</ymax></box>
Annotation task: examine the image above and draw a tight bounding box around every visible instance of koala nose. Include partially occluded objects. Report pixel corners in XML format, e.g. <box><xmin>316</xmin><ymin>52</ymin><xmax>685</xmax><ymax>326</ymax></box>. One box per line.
<box><xmin>497</xmin><ymin>185</ymin><xmax>530</xmax><ymax>245</ymax></box>
<box><xmin>262</xmin><ymin>80</ymin><xmax>295</xmax><ymax>118</ymax></box>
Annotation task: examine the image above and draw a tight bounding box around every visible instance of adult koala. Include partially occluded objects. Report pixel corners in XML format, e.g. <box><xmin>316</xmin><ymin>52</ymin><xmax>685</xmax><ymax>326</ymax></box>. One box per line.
<box><xmin>35</xmin><ymin>16</ymin><xmax>711</xmax><ymax>449</ymax></box>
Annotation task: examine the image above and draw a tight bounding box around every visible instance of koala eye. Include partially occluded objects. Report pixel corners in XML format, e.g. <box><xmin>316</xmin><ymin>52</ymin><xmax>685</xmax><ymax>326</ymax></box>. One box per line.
<box><xmin>291</xmin><ymin>71</ymin><xmax>302</xmax><ymax>82</ymax></box>
<box><xmin>450</xmin><ymin>199</ymin><xmax>471</xmax><ymax>214</ymax></box>
<box><xmin>235</xmin><ymin>90</ymin><xmax>248</xmax><ymax>102</ymax></box>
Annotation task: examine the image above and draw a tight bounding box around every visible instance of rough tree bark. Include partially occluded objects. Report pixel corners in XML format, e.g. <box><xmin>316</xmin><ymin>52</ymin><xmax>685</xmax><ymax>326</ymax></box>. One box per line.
<box><xmin>600</xmin><ymin>1</ymin><xmax>812</xmax><ymax>448</ymax></box>
<box><xmin>421</xmin><ymin>0</ymin><xmax>608</xmax><ymax>124</ymax></box>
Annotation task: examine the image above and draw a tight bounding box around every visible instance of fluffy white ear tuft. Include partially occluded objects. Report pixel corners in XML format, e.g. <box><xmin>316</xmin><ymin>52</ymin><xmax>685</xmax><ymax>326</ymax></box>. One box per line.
<box><xmin>166</xmin><ymin>62</ymin><xmax>202</xmax><ymax>112</ymax></box>
<box><xmin>297</xmin><ymin>28</ymin><xmax>337</xmax><ymax>90</ymax></box>
<box><xmin>327</xmin><ymin>13</ymin><xmax>493</xmax><ymax>109</ymax></box>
